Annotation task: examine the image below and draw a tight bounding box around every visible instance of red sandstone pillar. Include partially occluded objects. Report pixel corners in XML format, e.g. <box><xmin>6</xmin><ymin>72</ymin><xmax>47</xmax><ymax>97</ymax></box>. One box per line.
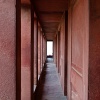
<box><xmin>34</xmin><ymin>18</ymin><xmax>38</xmax><ymax>90</ymax></box>
<box><xmin>21</xmin><ymin>6</ymin><xmax>31</xmax><ymax>100</ymax></box>
<box><xmin>44</xmin><ymin>37</ymin><xmax>46</xmax><ymax>62</ymax></box>
<box><xmin>56</xmin><ymin>36</ymin><xmax>57</xmax><ymax>65</ymax></box>
<box><xmin>58</xmin><ymin>31</ymin><xmax>61</xmax><ymax>74</ymax></box>
<box><xmin>0</xmin><ymin>0</ymin><xmax>16</xmax><ymax>99</ymax></box>
<box><xmin>41</xmin><ymin>31</ymin><xmax>43</xmax><ymax>70</ymax></box>
<box><xmin>68</xmin><ymin>0</ymin><xmax>89</xmax><ymax>99</ymax></box>
<box><xmin>45</xmin><ymin>38</ymin><xmax>47</xmax><ymax>61</ymax></box>
<box><xmin>38</xmin><ymin>25</ymin><xmax>41</xmax><ymax>77</ymax></box>
<box><xmin>42</xmin><ymin>36</ymin><xmax>45</xmax><ymax>66</ymax></box>
<box><xmin>89</xmin><ymin>0</ymin><xmax>100</xmax><ymax>99</ymax></box>
<box><xmin>67</xmin><ymin>6</ymin><xmax>72</xmax><ymax>100</ymax></box>
<box><xmin>42</xmin><ymin>36</ymin><xmax>46</xmax><ymax>65</ymax></box>
<box><xmin>43</xmin><ymin>37</ymin><xmax>44</xmax><ymax>65</ymax></box>
<box><xmin>53</xmin><ymin>36</ymin><xmax>57</xmax><ymax>64</ymax></box>
<box><xmin>56</xmin><ymin>32</ymin><xmax>59</xmax><ymax>72</ymax></box>
<box><xmin>59</xmin><ymin>14</ymin><xmax>65</xmax><ymax>92</ymax></box>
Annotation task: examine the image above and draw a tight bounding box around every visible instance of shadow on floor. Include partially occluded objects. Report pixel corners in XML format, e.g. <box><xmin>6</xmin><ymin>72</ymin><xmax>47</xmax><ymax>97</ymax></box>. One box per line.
<box><xmin>34</xmin><ymin>58</ymin><xmax>66</xmax><ymax>100</ymax></box>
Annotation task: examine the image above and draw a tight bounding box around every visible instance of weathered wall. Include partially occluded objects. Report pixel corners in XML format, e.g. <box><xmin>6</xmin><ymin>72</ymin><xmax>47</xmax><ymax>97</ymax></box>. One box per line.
<box><xmin>59</xmin><ymin>14</ymin><xmax>65</xmax><ymax>92</ymax></box>
<box><xmin>21</xmin><ymin>6</ymin><xmax>31</xmax><ymax>100</ymax></box>
<box><xmin>0</xmin><ymin>0</ymin><xmax>16</xmax><ymax>100</ymax></box>
<box><xmin>68</xmin><ymin>0</ymin><xmax>89</xmax><ymax>100</ymax></box>
<box><xmin>89</xmin><ymin>0</ymin><xmax>100</xmax><ymax>99</ymax></box>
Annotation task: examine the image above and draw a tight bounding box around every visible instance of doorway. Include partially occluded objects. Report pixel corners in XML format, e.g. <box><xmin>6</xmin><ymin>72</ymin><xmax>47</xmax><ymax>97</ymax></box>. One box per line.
<box><xmin>47</xmin><ymin>41</ymin><xmax>53</xmax><ymax>58</ymax></box>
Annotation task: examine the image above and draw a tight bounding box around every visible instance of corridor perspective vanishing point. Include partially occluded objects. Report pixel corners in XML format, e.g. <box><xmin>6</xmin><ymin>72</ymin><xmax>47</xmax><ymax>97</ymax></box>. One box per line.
<box><xmin>0</xmin><ymin>0</ymin><xmax>100</xmax><ymax>100</ymax></box>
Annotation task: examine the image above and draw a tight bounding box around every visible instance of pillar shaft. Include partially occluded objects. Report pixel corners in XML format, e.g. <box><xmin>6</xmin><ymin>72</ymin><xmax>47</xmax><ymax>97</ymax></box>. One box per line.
<box><xmin>89</xmin><ymin>0</ymin><xmax>100</xmax><ymax>99</ymax></box>
<box><xmin>0</xmin><ymin>0</ymin><xmax>16</xmax><ymax>99</ymax></box>
<box><xmin>21</xmin><ymin>6</ymin><xmax>31</xmax><ymax>100</ymax></box>
<box><xmin>34</xmin><ymin>18</ymin><xmax>38</xmax><ymax>87</ymax></box>
<box><xmin>38</xmin><ymin>26</ymin><xmax>41</xmax><ymax>76</ymax></box>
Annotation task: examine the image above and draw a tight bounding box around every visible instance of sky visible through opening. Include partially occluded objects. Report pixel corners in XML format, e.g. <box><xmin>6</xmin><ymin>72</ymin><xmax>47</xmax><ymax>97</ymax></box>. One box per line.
<box><xmin>47</xmin><ymin>41</ymin><xmax>53</xmax><ymax>56</ymax></box>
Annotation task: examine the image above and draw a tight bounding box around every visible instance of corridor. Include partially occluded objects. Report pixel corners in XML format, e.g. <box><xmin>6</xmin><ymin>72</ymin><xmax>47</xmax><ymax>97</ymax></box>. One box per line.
<box><xmin>0</xmin><ymin>0</ymin><xmax>100</xmax><ymax>100</ymax></box>
<box><xmin>35</xmin><ymin>58</ymin><xmax>67</xmax><ymax>100</ymax></box>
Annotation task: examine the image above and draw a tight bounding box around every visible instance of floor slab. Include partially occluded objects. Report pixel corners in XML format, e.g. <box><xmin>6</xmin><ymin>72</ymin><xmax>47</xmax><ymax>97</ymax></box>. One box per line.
<box><xmin>34</xmin><ymin>58</ymin><xmax>67</xmax><ymax>100</ymax></box>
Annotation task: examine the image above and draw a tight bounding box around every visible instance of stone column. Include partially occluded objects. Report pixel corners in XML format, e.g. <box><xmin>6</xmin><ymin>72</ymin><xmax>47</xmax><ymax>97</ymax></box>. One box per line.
<box><xmin>38</xmin><ymin>26</ymin><xmax>41</xmax><ymax>77</ymax></box>
<box><xmin>34</xmin><ymin>18</ymin><xmax>38</xmax><ymax>89</ymax></box>
<box><xmin>89</xmin><ymin>0</ymin><xmax>100</xmax><ymax>99</ymax></box>
<box><xmin>0</xmin><ymin>0</ymin><xmax>16</xmax><ymax>100</ymax></box>
<box><xmin>40</xmin><ymin>31</ymin><xmax>43</xmax><ymax>71</ymax></box>
<box><xmin>21</xmin><ymin>5</ymin><xmax>31</xmax><ymax>100</ymax></box>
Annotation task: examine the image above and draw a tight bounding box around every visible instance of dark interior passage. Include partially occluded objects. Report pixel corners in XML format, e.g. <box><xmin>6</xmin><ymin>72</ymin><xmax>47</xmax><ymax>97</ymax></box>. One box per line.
<box><xmin>34</xmin><ymin>58</ymin><xmax>67</xmax><ymax>100</ymax></box>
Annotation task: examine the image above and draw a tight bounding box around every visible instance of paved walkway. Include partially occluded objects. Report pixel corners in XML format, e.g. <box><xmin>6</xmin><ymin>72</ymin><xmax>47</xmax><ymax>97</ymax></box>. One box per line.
<box><xmin>35</xmin><ymin>58</ymin><xmax>67</xmax><ymax>100</ymax></box>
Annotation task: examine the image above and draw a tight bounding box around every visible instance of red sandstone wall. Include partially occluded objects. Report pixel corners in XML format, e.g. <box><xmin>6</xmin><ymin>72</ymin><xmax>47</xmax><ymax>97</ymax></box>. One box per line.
<box><xmin>67</xmin><ymin>6</ymin><xmax>72</xmax><ymax>100</ymax></box>
<box><xmin>43</xmin><ymin>37</ymin><xmax>46</xmax><ymax>65</ymax></box>
<box><xmin>59</xmin><ymin>14</ymin><xmax>65</xmax><ymax>92</ymax></box>
<box><xmin>21</xmin><ymin>6</ymin><xmax>31</xmax><ymax>100</ymax></box>
<box><xmin>0</xmin><ymin>0</ymin><xmax>16</xmax><ymax>100</ymax></box>
<box><xmin>38</xmin><ymin>26</ymin><xmax>41</xmax><ymax>76</ymax></box>
<box><xmin>68</xmin><ymin>0</ymin><xmax>89</xmax><ymax>100</ymax></box>
<box><xmin>40</xmin><ymin>31</ymin><xmax>43</xmax><ymax>71</ymax></box>
<box><xmin>34</xmin><ymin>19</ymin><xmax>38</xmax><ymax>87</ymax></box>
<box><xmin>53</xmin><ymin>37</ymin><xmax>57</xmax><ymax>64</ymax></box>
<box><xmin>89</xmin><ymin>0</ymin><xmax>100</xmax><ymax>99</ymax></box>
<box><xmin>57</xmin><ymin>31</ymin><xmax>61</xmax><ymax>73</ymax></box>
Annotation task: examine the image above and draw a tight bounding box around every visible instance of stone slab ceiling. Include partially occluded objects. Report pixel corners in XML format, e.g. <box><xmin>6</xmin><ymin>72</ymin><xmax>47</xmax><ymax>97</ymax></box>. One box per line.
<box><xmin>21</xmin><ymin>0</ymin><xmax>30</xmax><ymax>5</ymax></box>
<box><xmin>34</xmin><ymin>0</ymin><xmax>68</xmax><ymax>40</ymax></box>
<box><xmin>21</xmin><ymin>0</ymin><xmax>68</xmax><ymax>40</ymax></box>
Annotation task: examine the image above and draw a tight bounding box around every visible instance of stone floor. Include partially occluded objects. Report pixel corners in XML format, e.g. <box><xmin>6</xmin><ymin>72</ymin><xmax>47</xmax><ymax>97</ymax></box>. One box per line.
<box><xmin>34</xmin><ymin>58</ymin><xmax>67</xmax><ymax>100</ymax></box>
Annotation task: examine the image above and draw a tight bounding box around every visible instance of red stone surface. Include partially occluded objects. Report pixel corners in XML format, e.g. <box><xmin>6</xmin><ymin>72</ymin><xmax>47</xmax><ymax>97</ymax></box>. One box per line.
<box><xmin>34</xmin><ymin>19</ymin><xmax>38</xmax><ymax>86</ymax></box>
<box><xmin>38</xmin><ymin>26</ymin><xmax>41</xmax><ymax>75</ymax></box>
<box><xmin>67</xmin><ymin>7</ymin><xmax>72</xmax><ymax>100</ymax></box>
<box><xmin>89</xmin><ymin>0</ymin><xmax>100</xmax><ymax>99</ymax></box>
<box><xmin>53</xmin><ymin>37</ymin><xmax>57</xmax><ymax>64</ymax></box>
<box><xmin>21</xmin><ymin>6</ymin><xmax>31</xmax><ymax>100</ymax></box>
<box><xmin>59</xmin><ymin>14</ymin><xmax>65</xmax><ymax>92</ymax></box>
<box><xmin>0</xmin><ymin>0</ymin><xmax>16</xmax><ymax>100</ymax></box>
<box><xmin>21</xmin><ymin>0</ymin><xmax>30</xmax><ymax>5</ymax></box>
<box><xmin>57</xmin><ymin>32</ymin><xmax>60</xmax><ymax>72</ymax></box>
<box><xmin>42</xmin><ymin>37</ymin><xmax>46</xmax><ymax>65</ymax></box>
<box><xmin>68</xmin><ymin>0</ymin><xmax>89</xmax><ymax>99</ymax></box>
<box><xmin>40</xmin><ymin>32</ymin><xmax>43</xmax><ymax>71</ymax></box>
